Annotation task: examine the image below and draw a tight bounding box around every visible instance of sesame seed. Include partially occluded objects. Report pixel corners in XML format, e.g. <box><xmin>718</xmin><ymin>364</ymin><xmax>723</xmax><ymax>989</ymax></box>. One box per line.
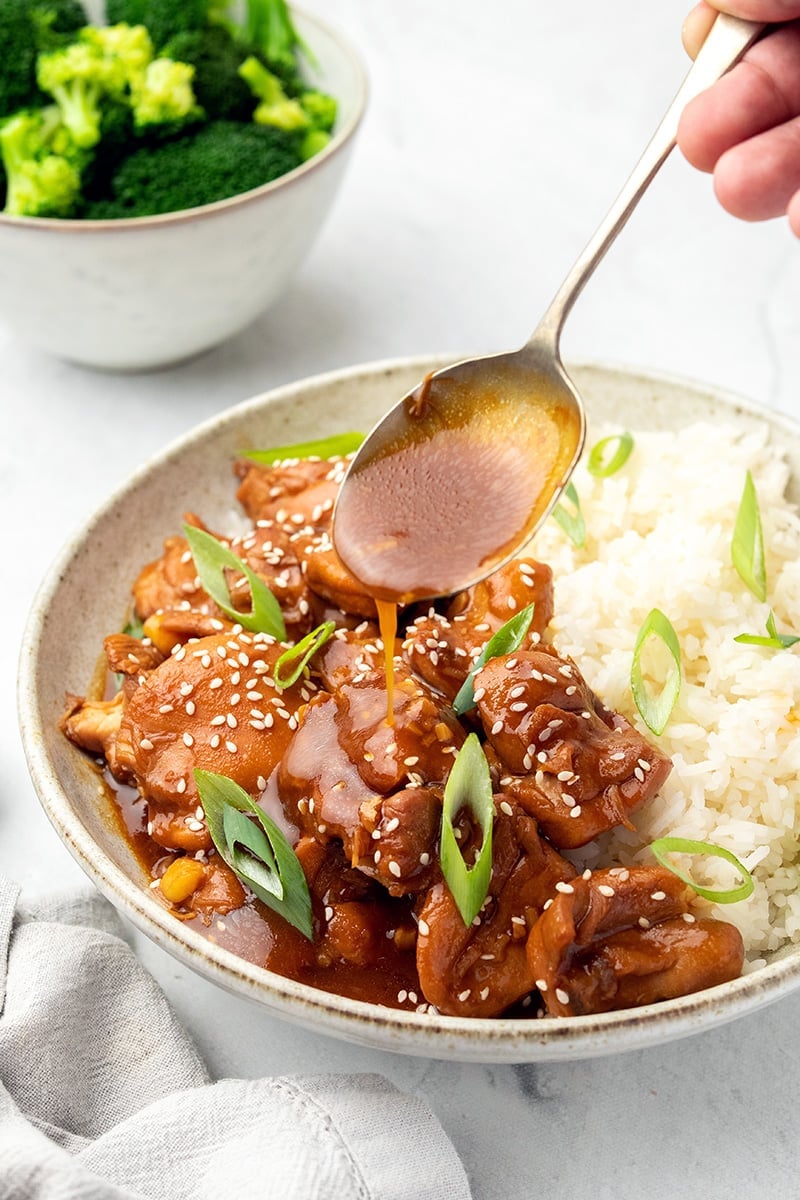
<box><xmin>480</xmin><ymin>987</ymin><xmax>490</xmax><ymax>1000</ymax></box>
<box><xmin>176</xmin><ymin>778</ymin><xmax>186</xmax><ymax>794</ymax></box>
<box><xmin>597</xmin><ymin>884</ymin><xmax>615</xmax><ymax>897</ymax></box>
<box><xmin>535</xmin><ymin>978</ymin><xmax>548</xmax><ymax>992</ymax></box>
<box><xmin>500</xmin><ymin>800</ymin><xmax>514</xmax><ymax>817</ymax></box>
<box><xmin>509</xmin><ymin>685</ymin><xmax>526</xmax><ymax>699</ymax></box>
<box><xmin>458</xmin><ymin>989</ymin><xmax>471</xmax><ymax>1003</ymax></box>
<box><xmin>226</xmin><ymin>714</ymin><xmax>238</xmax><ymax>729</ymax></box>
<box><xmin>683</xmin><ymin>912</ymin><xmax>696</xmax><ymax>924</ymax></box>
<box><xmin>473</xmin><ymin>687</ymin><xmax>486</xmax><ymax>702</ymax></box>
<box><xmin>388</xmin><ymin>861</ymin><xmax>402</xmax><ymax>878</ymax></box>
<box><xmin>182</xmin><ymin>732</ymin><xmax>194</xmax><ymax>748</ymax></box>
<box><xmin>418</xmin><ymin>919</ymin><xmax>430</xmax><ymax>936</ymax></box>
<box><xmin>491</xmin><ymin>720</ymin><xmax>504</xmax><ymax>735</ymax></box>
<box><xmin>225</xmin><ymin>740</ymin><xmax>238</xmax><ymax>753</ymax></box>
<box><xmin>638</xmin><ymin>917</ymin><xmax>651</xmax><ymax>929</ymax></box>
<box><xmin>555</xmin><ymin>881</ymin><xmax>574</xmax><ymax>894</ymax></box>
<box><xmin>555</xmin><ymin>988</ymin><xmax>570</xmax><ymax>1005</ymax></box>
<box><xmin>505</xmin><ymin>658</ymin><xmax>518</xmax><ymax>670</ymax></box>
<box><xmin>257</xmin><ymin>776</ymin><xmax>267</xmax><ymax>791</ymax></box>
<box><xmin>210</xmin><ymin>716</ymin><xmax>225</xmax><ymax>727</ymax></box>
<box><xmin>419</xmin><ymin>852</ymin><xmax>431</xmax><ymax>866</ymax></box>
<box><xmin>209</xmin><ymin>734</ymin><xmax>220</xmax><ymax>749</ymax></box>
<box><xmin>510</xmin><ymin>701</ymin><xmax>527</xmax><ymax>713</ymax></box>
<box><xmin>651</xmin><ymin>891</ymin><xmax>667</xmax><ymax>901</ymax></box>
<box><xmin>397</xmin><ymin>990</ymin><xmax>408</xmax><ymax>1003</ymax></box>
<box><xmin>569</xmin><ymin>805</ymin><xmax>582</xmax><ymax>818</ymax></box>
<box><xmin>158</xmin><ymin>704</ymin><xmax>174</xmax><ymax>714</ymax></box>
<box><xmin>403</xmin><ymin>756</ymin><xmax>419</xmax><ymax>767</ymax></box>
<box><xmin>140</xmin><ymin>738</ymin><xmax>154</xmax><ymax>751</ymax></box>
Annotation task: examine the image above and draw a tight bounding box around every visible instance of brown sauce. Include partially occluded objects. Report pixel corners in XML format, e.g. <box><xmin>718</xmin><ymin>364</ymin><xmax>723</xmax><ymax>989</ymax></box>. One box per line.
<box><xmin>333</xmin><ymin>359</ymin><xmax>582</xmax><ymax>603</ymax></box>
<box><xmin>375</xmin><ymin>598</ymin><xmax>398</xmax><ymax>724</ymax></box>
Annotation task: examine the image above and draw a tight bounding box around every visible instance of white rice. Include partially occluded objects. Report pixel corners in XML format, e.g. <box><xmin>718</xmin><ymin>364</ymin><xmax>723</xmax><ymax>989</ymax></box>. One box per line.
<box><xmin>529</xmin><ymin>419</ymin><xmax>800</xmax><ymax>967</ymax></box>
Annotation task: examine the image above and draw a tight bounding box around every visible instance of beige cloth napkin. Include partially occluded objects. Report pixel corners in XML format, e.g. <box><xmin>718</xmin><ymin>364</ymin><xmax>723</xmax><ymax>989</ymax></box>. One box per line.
<box><xmin>0</xmin><ymin>877</ymin><xmax>471</xmax><ymax>1199</ymax></box>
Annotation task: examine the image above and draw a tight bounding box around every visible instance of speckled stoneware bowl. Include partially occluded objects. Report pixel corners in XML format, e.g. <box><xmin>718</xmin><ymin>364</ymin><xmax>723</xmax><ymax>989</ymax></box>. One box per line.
<box><xmin>0</xmin><ymin>10</ymin><xmax>367</xmax><ymax>371</ymax></box>
<box><xmin>18</xmin><ymin>357</ymin><xmax>800</xmax><ymax>1062</ymax></box>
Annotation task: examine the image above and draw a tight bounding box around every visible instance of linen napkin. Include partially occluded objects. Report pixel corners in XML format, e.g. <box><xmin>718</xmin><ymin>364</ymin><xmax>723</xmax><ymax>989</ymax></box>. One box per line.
<box><xmin>0</xmin><ymin>876</ymin><xmax>472</xmax><ymax>1200</ymax></box>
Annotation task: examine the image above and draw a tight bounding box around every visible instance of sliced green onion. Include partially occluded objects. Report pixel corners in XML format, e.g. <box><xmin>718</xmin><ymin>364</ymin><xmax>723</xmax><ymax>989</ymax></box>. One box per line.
<box><xmin>122</xmin><ymin>613</ymin><xmax>145</xmax><ymax>639</ymax></box>
<box><xmin>183</xmin><ymin>524</ymin><xmax>286</xmax><ymax>640</ymax></box>
<box><xmin>734</xmin><ymin>609</ymin><xmax>800</xmax><ymax>650</ymax></box>
<box><xmin>440</xmin><ymin>733</ymin><xmax>494</xmax><ymax>927</ymax></box>
<box><xmin>731</xmin><ymin>470</ymin><xmax>767</xmax><ymax>601</ymax></box>
<box><xmin>195</xmin><ymin>770</ymin><xmax>313</xmax><ymax>939</ymax></box>
<box><xmin>244</xmin><ymin>432</ymin><xmax>364</xmax><ymax>466</ymax></box>
<box><xmin>274</xmin><ymin>620</ymin><xmax>335</xmax><ymax>689</ymax></box>
<box><xmin>650</xmin><ymin>836</ymin><xmax>754</xmax><ymax>904</ymax></box>
<box><xmin>452</xmin><ymin>603</ymin><xmax>534</xmax><ymax>715</ymax></box>
<box><xmin>631</xmin><ymin>608</ymin><xmax>681</xmax><ymax>735</ymax></box>
<box><xmin>587</xmin><ymin>431</ymin><xmax>634</xmax><ymax>477</ymax></box>
<box><xmin>551</xmin><ymin>481</ymin><xmax>586</xmax><ymax>547</ymax></box>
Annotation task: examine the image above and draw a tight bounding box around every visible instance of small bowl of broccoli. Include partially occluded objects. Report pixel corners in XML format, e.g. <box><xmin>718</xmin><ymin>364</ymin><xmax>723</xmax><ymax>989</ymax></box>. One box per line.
<box><xmin>0</xmin><ymin>0</ymin><xmax>367</xmax><ymax>369</ymax></box>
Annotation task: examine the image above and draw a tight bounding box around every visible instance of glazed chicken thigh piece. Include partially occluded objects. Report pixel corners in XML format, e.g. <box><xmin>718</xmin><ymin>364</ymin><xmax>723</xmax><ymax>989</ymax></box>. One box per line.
<box><xmin>526</xmin><ymin>865</ymin><xmax>745</xmax><ymax>1015</ymax></box>
<box><xmin>475</xmin><ymin>648</ymin><xmax>671</xmax><ymax>848</ymax></box>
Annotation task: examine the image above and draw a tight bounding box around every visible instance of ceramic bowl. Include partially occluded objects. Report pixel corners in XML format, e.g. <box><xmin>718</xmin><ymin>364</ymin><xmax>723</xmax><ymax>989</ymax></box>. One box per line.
<box><xmin>17</xmin><ymin>356</ymin><xmax>800</xmax><ymax>1062</ymax></box>
<box><xmin>0</xmin><ymin>10</ymin><xmax>367</xmax><ymax>371</ymax></box>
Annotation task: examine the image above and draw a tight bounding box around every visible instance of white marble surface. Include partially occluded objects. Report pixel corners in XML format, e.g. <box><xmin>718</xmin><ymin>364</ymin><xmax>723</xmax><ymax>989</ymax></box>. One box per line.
<box><xmin>3</xmin><ymin>1</ymin><xmax>800</xmax><ymax>1195</ymax></box>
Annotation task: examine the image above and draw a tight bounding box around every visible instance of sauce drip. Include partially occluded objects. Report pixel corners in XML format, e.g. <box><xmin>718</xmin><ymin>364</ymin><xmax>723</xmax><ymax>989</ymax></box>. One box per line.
<box><xmin>333</xmin><ymin>357</ymin><xmax>582</xmax><ymax>604</ymax></box>
<box><xmin>375</xmin><ymin>598</ymin><xmax>398</xmax><ymax>725</ymax></box>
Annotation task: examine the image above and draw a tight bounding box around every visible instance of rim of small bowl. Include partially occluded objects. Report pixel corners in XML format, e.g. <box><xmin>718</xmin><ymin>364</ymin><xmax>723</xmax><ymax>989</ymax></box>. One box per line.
<box><xmin>0</xmin><ymin>7</ymin><xmax>369</xmax><ymax>234</ymax></box>
<box><xmin>17</xmin><ymin>354</ymin><xmax>800</xmax><ymax>1063</ymax></box>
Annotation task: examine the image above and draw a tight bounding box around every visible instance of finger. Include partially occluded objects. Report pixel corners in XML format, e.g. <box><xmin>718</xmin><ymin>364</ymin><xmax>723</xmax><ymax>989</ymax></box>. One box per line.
<box><xmin>702</xmin><ymin>0</ymin><xmax>800</xmax><ymax>19</ymax></box>
<box><xmin>683</xmin><ymin>3</ymin><xmax>718</xmax><ymax>58</ymax></box>
<box><xmin>786</xmin><ymin>188</ymin><xmax>800</xmax><ymax>234</ymax></box>
<box><xmin>677</xmin><ymin>21</ymin><xmax>800</xmax><ymax>170</ymax></box>
<box><xmin>713</xmin><ymin>114</ymin><xmax>800</xmax><ymax>219</ymax></box>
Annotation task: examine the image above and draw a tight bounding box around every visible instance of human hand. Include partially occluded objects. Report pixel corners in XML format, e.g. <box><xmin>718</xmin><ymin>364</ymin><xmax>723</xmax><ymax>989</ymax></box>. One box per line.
<box><xmin>677</xmin><ymin>2</ymin><xmax>800</xmax><ymax>235</ymax></box>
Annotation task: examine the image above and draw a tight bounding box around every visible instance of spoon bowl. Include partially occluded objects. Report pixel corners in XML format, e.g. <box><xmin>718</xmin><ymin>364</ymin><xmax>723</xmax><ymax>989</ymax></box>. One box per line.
<box><xmin>331</xmin><ymin>345</ymin><xmax>584</xmax><ymax>603</ymax></box>
<box><xmin>333</xmin><ymin>13</ymin><xmax>763</xmax><ymax>603</ymax></box>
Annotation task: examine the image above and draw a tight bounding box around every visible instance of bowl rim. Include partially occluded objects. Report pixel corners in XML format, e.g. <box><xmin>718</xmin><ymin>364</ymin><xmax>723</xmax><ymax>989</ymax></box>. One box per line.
<box><xmin>17</xmin><ymin>353</ymin><xmax>800</xmax><ymax>1062</ymax></box>
<box><xmin>0</xmin><ymin>7</ymin><xmax>369</xmax><ymax>235</ymax></box>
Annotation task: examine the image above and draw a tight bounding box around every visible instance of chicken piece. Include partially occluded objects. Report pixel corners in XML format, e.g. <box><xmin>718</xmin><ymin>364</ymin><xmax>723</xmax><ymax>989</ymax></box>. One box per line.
<box><xmin>234</xmin><ymin>454</ymin><xmax>348</xmax><ymax>528</ymax></box>
<box><xmin>415</xmin><ymin>797</ymin><xmax>576</xmax><ymax>1017</ymax></box>
<box><xmin>475</xmin><ymin>649</ymin><xmax>671</xmax><ymax>849</ymax></box>
<box><xmin>303</xmin><ymin>538</ymin><xmax>377</xmax><ymax>618</ymax></box>
<box><xmin>61</xmin><ymin>691</ymin><xmax>126</xmax><ymax>763</ymax></box>
<box><xmin>316</xmin><ymin>624</ymin><xmax>384</xmax><ymax>692</ymax></box>
<box><xmin>134</xmin><ymin>517</ymin><xmax>318</xmax><ymax>641</ymax></box>
<box><xmin>295</xmin><ymin>836</ymin><xmax>418</xmax><ymax>968</ymax></box>
<box><xmin>526</xmin><ymin>865</ymin><xmax>745</xmax><ymax>1016</ymax></box>
<box><xmin>104</xmin><ymin>633</ymin><xmax>165</xmax><ymax>677</ymax></box>
<box><xmin>277</xmin><ymin>661</ymin><xmax>464</xmax><ymax>894</ymax></box>
<box><xmin>403</xmin><ymin>559</ymin><xmax>553</xmax><ymax>700</ymax></box>
<box><xmin>113</xmin><ymin>630</ymin><xmax>315</xmax><ymax>853</ymax></box>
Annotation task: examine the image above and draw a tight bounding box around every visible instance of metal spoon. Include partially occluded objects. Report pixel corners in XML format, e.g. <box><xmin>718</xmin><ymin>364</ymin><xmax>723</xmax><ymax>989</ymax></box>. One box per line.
<box><xmin>333</xmin><ymin>13</ymin><xmax>764</xmax><ymax>605</ymax></box>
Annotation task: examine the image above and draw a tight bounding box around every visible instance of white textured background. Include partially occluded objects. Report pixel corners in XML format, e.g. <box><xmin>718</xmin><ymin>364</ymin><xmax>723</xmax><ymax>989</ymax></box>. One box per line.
<box><xmin>3</xmin><ymin>2</ymin><xmax>800</xmax><ymax>1195</ymax></box>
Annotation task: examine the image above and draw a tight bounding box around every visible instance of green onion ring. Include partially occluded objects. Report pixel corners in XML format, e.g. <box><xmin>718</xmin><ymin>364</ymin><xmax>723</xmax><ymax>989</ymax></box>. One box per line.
<box><xmin>274</xmin><ymin>621</ymin><xmax>336</xmax><ymax>689</ymax></box>
<box><xmin>551</xmin><ymin>481</ymin><xmax>586</xmax><ymax>547</ymax></box>
<box><xmin>184</xmin><ymin>524</ymin><xmax>286</xmax><ymax>640</ymax></box>
<box><xmin>439</xmin><ymin>734</ymin><xmax>494</xmax><ymax>927</ymax></box>
<box><xmin>731</xmin><ymin>469</ymin><xmax>767</xmax><ymax>601</ymax></box>
<box><xmin>631</xmin><ymin>608</ymin><xmax>681</xmax><ymax>735</ymax></box>
<box><xmin>650</xmin><ymin>836</ymin><xmax>754</xmax><ymax>904</ymax></box>
<box><xmin>195</xmin><ymin>770</ymin><xmax>313</xmax><ymax>938</ymax></box>
<box><xmin>244</xmin><ymin>432</ymin><xmax>364</xmax><ymax>466</ymax></box>
<box><xmin>452</xmin><ymin>603</ymin><xmax>534</xmax><ymax>715</ymax></box>
<box><xmin>587</xmin><ymin>431</ymin><xmax>634</xmax><ymax>477</ymax></box>
<box><xmin>734</xmin><ymin>609</ymin><xmax>800</xmax><ymax>650</ymax></box>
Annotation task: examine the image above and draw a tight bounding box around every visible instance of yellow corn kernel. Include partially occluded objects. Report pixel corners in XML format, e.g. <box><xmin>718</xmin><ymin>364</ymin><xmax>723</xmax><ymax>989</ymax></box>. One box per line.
<box><xmin>159</xmin><ymin>857</ymin><xmax>206</xmax><ymax>904</ymax></box>
<box><xmin>143</xmin><ymin>613</ymin><xmax>181</xmax><ymax>655</ymax></box>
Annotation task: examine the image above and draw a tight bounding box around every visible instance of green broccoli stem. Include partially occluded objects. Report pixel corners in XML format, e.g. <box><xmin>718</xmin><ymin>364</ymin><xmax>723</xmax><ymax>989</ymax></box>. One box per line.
<box><xmin>47</xmin><ymin>79</ymin><xmax>103</xmax><ymax>148</ymax></box>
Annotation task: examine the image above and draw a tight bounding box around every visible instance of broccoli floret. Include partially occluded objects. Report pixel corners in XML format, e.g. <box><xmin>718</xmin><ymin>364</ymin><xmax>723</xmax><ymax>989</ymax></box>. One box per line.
<box><xmin>80</xmin><ymin>22</ymin><xmax>154</xmax><ymax>82</ymax></box>
<box><xmin>243</xmin><ymin>0</ymin><xmax>308</xmax><ymax>79</ymax></box>
<box><xmin>37</xmin><ymin>41</ymin><xmax>128</xmax><ymax>148</ymax></box>
<box><xmin>83</xmin><ymin>118</ymin><xmax>302</xmax><ymax>217</ymax></box>
<box><xmin>0</xmin><ymin>105</ymin><xmax>82</xmax><ymax>216</ymax></box>
<box><xmin>79</xmin><ymin>97</ymin><xmax>133</xmax><ymax>199</ymax></box>
<box><xmin>299</xmin><ymin>89</ymin><xmax>336</xmax><ymax>134</ymax></box>
<box><xmin>160</xmin><ymin>25</ymin><xmax>256</xmax><ymax>121</ymax></box>
<box><xmin>131</xmin><ymin>57</ymin><xmax>204</xmax><ymax>135</ymax></box>
<box><xmin>0</xmin><ymin>0</ymin><xmax>89</xmax><ymax>117</ymax></box>
<box><xmin>105</xmin><ymin>0</ymin><xmax>210</xmax><ymax>51</ymax></box>
<box><xmin>238</xmin><ymin>55</ymin><xmax>308</xmax><ymax>131</ymax></box>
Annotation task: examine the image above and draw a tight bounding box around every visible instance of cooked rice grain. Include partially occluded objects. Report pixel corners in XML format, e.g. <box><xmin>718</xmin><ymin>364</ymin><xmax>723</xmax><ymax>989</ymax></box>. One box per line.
<box><xmin>530</xmin><ymin>420</ymin><xmax>800</xmax><ymax>963</ymax></box>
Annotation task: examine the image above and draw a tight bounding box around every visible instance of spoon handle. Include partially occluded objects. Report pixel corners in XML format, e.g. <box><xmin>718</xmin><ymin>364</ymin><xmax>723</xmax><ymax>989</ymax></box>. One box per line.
<box><xmin>528</xmin><ymin>13</ymin><xmax>764</xmax><ymax>351</ymax></box>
